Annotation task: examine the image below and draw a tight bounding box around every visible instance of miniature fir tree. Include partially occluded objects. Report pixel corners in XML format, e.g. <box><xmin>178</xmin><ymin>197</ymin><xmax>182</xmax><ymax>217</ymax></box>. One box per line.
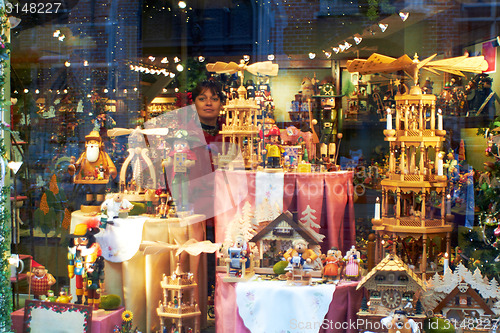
<box><xmin>300</xmin><ymin>205</ymin><xmax>325</xmax><ymax>242</ymax></box>
<box><xmin>360</xmin><ymin>295</ymin><xmax>368</xmax><ymax>312</ymax></box>
<box><xmin>415</xmin><ymin>300</ymin><xmax>423</xmax><ymax>315</ymax></box>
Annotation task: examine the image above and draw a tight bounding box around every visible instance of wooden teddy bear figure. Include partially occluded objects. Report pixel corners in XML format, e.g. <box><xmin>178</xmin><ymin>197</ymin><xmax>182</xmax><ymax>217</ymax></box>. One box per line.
<box><xmin>284</xmin><ymin>239</ymin><xmax>318</xmax><ymax>281</ymax></box>
<box><xmin>381</xmin><ymin>310</ymin><xmax>420</xmax><ymax>333</ymax></box>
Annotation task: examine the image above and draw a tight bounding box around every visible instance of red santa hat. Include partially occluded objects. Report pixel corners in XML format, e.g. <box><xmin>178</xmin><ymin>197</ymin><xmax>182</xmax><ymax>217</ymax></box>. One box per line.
<box><xmin>31</xmin><ymin>259</ymin><xmax>45</xmax><ymax>269</ymax></box>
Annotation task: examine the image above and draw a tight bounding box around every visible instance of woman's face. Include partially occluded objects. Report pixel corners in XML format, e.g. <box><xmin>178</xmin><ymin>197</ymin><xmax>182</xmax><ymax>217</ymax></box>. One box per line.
<box><xmin>195</xmin><ymin>88</ymin><xmax>222</xmax><ymax>125</ymax></box>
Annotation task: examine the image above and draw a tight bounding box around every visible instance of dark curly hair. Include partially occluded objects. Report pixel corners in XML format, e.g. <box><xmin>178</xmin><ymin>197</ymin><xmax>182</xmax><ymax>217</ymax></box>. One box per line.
<box><xmin>191</xmin><ymin>80</ymin><xmax>226</xmax><ymax>104</ymax></box>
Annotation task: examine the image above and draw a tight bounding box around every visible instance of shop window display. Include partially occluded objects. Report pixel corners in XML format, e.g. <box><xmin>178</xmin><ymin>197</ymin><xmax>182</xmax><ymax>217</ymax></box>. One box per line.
<box><xmin>2</xmin><ymin>1</ymin><xmax>500</xmax><ymax>332</ymax></box>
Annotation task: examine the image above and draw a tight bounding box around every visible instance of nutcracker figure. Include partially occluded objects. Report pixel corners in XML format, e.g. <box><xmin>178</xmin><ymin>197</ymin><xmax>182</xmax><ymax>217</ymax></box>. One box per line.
<box><xmin>68</xmin><ymin>219</ymin><xmax>104</xmax><ymax>309</ymax></box>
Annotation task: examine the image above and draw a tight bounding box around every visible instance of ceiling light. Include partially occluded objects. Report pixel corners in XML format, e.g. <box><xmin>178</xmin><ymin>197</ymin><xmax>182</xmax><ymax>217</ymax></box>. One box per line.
<box><xmin>379</xmin><ymin>23</ymin><xmax>388</xmax><ymax>32</ymax></box>
<box><xmin>354</xmin><ymin>36</ymin><xmax>362</xmax><ymax>45</ymax></box>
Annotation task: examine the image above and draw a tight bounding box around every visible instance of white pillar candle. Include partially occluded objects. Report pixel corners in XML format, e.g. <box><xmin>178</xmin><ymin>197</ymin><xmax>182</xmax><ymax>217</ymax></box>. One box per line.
<box><xmin>375</xmin><ymin>197</ymin><xmax>381</xmax><ymax>220</ymax></box>
<box><xmin>386</xmin><ymin>108</ymin><xmax>392</xmax><ymax>130</ymax></box>
<box><xmin>438</xmin><ymin>156</ymin><xmax>443</xmax><ymax>176</ymax></box>
<box><xmin>438</xmin><ymin>109</ymin><xmax>443</xmax><ymax>130</ymax></box>
<box><xmin>443</xmin><ymin>252</ymin><xmax>449</xmax><ymax>273</ymax></box>
<box><xmin>446</xmin><ymin>194</ymin><xmax>451</xmax><ymax>215</ymax></box>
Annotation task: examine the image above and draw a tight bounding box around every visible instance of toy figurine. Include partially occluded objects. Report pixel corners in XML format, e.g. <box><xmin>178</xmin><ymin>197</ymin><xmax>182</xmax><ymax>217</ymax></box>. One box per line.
<box><xmin>322</xmin><ymin>247</ymin><xmax>342</xmax><ymax>282</ymax></box>
<box><xmin>284</xmin><ymin>239</ymin><xmax>318</xmax><ymax>267</ymax></box>
<box><xmin>144</xmin><ymin>189</ymin><xmax>156</xmax><ymax>215</ymax></box>
<box><xmin>98</xmin><ymin>163</ymin><xmax>105</xmax><ymax>180</ymax></box>
<box><xmin>173</xmin><ymin>296</ymin><xmax>179</xmax><ymax>308</ymax></box>
<box><xmin>284</xmin><ymin>239</ymin><xmax>317</xmax><ymax>284</ymax></box>
<box><xmin>225</xmin><ymin>236</ymin><xmax>249</xmax><ymax>277</ymax></box>
<box><xmin>381</xmin><ymin>310</ymin><xmax>420</xmax><ymax>333</ymax></box>
<box><xmin>68</xmin><ymin>219</ymin><xmax>104</xmax><ymax>309</ymax></box>
<box><xmin>46</xmin><ymin>290</ymin><xmax>57</xmax><ymax>302</ymax></box>
<box><xmin>264</xmin><ymin>125</ymin><xmax>284</xmax><ymax>168</ymax></box>
<box><xmin>99</xmin><ymin>209</ymin><xmax>110</xmax><ymax>229</ymax></box>
<box><xmin>156</xmin><ymin>193</ymin><xmax>169</xmax><ymax>218</ymax></box>
<box><xmin>319</xmin><ymin>96</ymin><xmax>338</xmax><ymax>161</ymax></box>
<box><xmin>56</xmin><ymin>287</ymin><xmax>72</xmax><ymax>303</ymax></box>
<box><xmin>162</xmin><ymin>130</ymin><xmax>197</xmax><ymax>211</ymax></box>
<box><xmin>69</xmin><ymin>131</ymin><xmax>117</xmax><ymax>205</ymax></box>
<box><xmin>27</xmin><ymin>260</ymin><xmax>56</xmax><ymax>299</ymax></box>
<box><xmin>100</xmin><ymin>193</ymin><xmax>134</xmax><ymax>222</ymax></box>
<box><xmin>301</xmin><ymin>77</ymin><xmax>315</xmax><ymax>101</ymax></box>
<box><xmin>86</xmin><ymin>256</ymin><xmax>105</xmax><ymax>310</ymax></box>
<box><xmin>343</xmin><ymin>246</ymin><xmax>362</xmax><ymax>280</ymax></box>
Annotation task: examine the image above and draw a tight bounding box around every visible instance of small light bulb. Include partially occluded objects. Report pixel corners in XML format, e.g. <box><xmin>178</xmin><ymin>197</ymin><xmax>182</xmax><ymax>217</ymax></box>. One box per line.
<box><xmin>178</xmin><ymin>1</ymin><xmax>186</xmax><ymax>9</ymax></box>
<box><xmin>267</xmin><ymin>54</ymin><xmax>275</xmax><ymax>61</ymax></box>
<box><xmin>176</xmin><ymin>64</ymin><xmax>184</xmax><ymax>72</ymax></box>
<box><xmin>379</xmin><ymin>23</ymin><xmax>388</xmax><ymax>32</ymax></box>
<box><xmin>308</xmin><ymin>52</ymin><xmax>316</xmax><ymax>59</ymax></box>
<box><xmin>198</xmin><ymin>55</ymin><xmax>205</xmax><ymax>62</ymax></box>
<box><xmin>399</xmin><ymin>12</ymin><xmax>409</xmax><ymax>21</ymax></box>
<box><xmin>64</xmin><ymin>61</ymin><xmax>71</xmax><ymax>67</ymax></box>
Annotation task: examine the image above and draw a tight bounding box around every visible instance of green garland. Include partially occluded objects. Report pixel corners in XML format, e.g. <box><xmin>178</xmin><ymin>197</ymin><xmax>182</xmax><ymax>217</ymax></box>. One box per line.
<box><xmin>0</xmin><ymin>4</ymin><xmax>12</xmax><ymax>332</ymax></box>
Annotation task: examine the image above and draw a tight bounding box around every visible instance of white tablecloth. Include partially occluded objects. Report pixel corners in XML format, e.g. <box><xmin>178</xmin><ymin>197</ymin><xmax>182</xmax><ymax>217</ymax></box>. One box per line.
<box><xmin>235</xmin><ymin>279</ymin><xmax>336</xmax><ymax>333</ymax></box>
<box><xmin>95</xmin><ymin>216</ymin><xmax>148</xmax><ymax>262</ymax></box>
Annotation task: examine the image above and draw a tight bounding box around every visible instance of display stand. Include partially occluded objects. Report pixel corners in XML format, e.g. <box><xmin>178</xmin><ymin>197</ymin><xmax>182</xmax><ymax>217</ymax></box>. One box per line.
<box><xmin>372</xmin><ymin>86</ymin><xmax>453</xmax><ymax>279</ymax></box>
<box><xmin>70</xmin><ymin>211</ymin><xmax>207</xmax><ymax>333</ymax></box>
<box><xmin>157</xmin><ymin>270</ymin><xmax>201</xmax><ymax>333</ymax></box>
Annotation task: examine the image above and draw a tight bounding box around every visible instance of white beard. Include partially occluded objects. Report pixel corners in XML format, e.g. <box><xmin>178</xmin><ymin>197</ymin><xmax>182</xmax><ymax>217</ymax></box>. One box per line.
<box><xmin>86</xmin><ymin>145</ymin><xmax>100</xmax><ymax>163</ymax></box>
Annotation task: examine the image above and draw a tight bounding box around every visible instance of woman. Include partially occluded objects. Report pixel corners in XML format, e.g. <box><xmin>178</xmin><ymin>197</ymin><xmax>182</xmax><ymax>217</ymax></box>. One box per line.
<box><xmin>191</xmin><ymin>80</ymin><xmax>225</xmax><ymax>144</ymax></box>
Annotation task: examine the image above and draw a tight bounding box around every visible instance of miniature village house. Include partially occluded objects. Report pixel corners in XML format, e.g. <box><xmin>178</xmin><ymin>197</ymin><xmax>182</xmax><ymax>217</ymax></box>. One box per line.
<box><xmin>250</xmin><ymin>211</ymin><xmax>320</xmax><ymax>270</ymax></box>
<box><xmin>357</xmin><ymin>254</ymin><xmax>426</xmax><ymax>316</ymax></box>
<box><xmin>422</xmin><ymin>263</ymin><xmax>500</xmax><ymax>327</ymax></box>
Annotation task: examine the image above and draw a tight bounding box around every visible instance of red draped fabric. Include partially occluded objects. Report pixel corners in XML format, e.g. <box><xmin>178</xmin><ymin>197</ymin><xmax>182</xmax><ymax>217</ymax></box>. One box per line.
<box><xmin>214</xmin><ymin>170</ymin><xmax>355</xmax><ymax>252</ymax></box>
